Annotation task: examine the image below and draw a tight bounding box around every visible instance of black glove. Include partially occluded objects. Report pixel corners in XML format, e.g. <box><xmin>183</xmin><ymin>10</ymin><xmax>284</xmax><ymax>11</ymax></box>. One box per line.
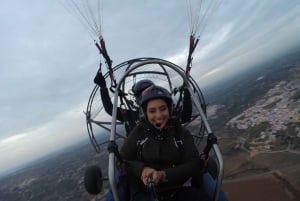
<box><xmin>94</xmin><ymin>71</ymin><xmax>106</xmax><ymax>88</ymax></box>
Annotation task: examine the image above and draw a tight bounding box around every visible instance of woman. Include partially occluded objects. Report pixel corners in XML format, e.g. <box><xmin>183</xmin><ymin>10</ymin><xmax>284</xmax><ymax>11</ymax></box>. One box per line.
<box><xmin>120</xmin><ymin>85</ymin><xmax>209</xmax><ymax>201</ymax></box>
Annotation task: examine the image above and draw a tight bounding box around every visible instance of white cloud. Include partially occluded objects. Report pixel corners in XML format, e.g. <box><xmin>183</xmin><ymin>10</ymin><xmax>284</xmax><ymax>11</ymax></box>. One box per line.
<box><xmin>1</xmin><ymin>133</ymin><xmax>28</xmax><ymax>144</ymax></box>
<box><xmin>0</xmin><ymin>101</ymin><xmax>87</xmax><ymax>175</ymax></box>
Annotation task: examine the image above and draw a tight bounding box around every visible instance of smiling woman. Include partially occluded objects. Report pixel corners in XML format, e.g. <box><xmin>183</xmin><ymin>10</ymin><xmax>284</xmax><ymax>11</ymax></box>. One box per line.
<box><xmin>140</xmin><ymin>85</ymin><xmax>173</xmax><ymax>129</ymax></box>
<box><xmin>120</xmin><ymin>84</ymin><xmax>209</xmax><ymax>201</ymax></box>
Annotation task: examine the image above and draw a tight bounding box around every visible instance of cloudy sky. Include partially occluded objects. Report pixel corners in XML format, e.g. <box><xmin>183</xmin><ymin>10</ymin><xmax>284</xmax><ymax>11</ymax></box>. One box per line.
<box><xmin>1</xmin><ymin>0</ymin><xmax>300</xmax><ymax>175</ymax></box>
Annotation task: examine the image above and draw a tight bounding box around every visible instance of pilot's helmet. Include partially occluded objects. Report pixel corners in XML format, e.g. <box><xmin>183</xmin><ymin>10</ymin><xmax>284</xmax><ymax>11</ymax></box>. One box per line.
<box><xmin>132</xmin><ymin>79</ymin><xmax>154</xmax><ymax>98</ymax></box>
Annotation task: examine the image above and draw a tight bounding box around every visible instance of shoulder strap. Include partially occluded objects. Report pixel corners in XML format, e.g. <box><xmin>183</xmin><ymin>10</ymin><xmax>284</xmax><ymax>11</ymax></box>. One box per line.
<box><xmin>136</xmin><ymin>122</ymin><xmax>148</xmax><ymax>161</ymax></box>
<box><xmin>169</xmin><ymin>118</ymin><xmax>184</xmax><ymax>147</ymax></box>
<box><xmin>173</xmin><ymin>127</ymin><xmax>184</xmax><ymax>151</ymax></box>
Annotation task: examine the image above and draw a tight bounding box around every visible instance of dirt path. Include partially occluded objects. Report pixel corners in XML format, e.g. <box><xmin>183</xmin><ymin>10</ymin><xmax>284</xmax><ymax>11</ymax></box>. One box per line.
<box><xmin>222</xmin><ymin>172</ymin><xmax>300</xmax><ymax>201</ymax></box>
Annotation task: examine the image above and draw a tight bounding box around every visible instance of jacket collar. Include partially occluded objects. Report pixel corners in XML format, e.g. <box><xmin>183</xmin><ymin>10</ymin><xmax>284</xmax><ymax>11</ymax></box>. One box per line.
<box><xmin>138</xmin><ymin>118</ymin><xmax>179</xmax><ymax>140</ymax></box>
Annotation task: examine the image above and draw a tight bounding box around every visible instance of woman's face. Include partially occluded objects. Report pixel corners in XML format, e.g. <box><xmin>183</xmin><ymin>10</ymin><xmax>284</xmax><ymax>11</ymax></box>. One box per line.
<box><xmin>146</xmin><ymin>99</ymin><xmax>169</xmax><ymax>129</ymax></box>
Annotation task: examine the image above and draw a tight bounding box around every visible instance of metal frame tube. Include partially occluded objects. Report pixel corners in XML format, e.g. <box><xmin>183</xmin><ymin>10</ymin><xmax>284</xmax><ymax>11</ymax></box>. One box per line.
<box><xmin>108</xmin><ymin>59</ymin><xmax>224</xmax><ymax>201</ymax></box>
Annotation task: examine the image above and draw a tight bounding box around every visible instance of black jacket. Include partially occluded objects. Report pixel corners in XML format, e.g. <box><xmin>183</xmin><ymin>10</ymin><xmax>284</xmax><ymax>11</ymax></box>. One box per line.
<box><xmin>120</xmin><ymin>118</ymin><xmax>201</xmax><ymax>196</ymax></box>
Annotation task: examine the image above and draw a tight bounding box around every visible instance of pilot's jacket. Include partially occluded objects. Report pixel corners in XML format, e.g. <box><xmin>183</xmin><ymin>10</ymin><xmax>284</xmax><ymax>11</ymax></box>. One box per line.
<box><xmin>100</xmin><ymin>87</ymin><xmax>138</xmax><ymax>134</ymax></box>
<box><xmin>120</xmin><ymin>118</ymin><xmax>202</xmax><ymax>197</ymax></box>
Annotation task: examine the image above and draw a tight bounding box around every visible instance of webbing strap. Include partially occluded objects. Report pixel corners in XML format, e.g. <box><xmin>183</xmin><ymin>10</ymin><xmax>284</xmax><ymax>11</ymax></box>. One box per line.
<box><xmin>186</xmin><ymin>35</ymin><xmax>199</xmax><ymax>76</ymax></box>
<box><xmin>95</xmin><ymin>38</ymin><xmax>117</xmax><ymax>87</ymax></box>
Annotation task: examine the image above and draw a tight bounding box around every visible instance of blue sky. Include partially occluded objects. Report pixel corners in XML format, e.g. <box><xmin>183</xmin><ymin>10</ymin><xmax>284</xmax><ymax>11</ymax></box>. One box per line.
<box><xmin>0</xmin><ymin>0</ymin><xmax>300</xmax><ymax>175</ymax></box>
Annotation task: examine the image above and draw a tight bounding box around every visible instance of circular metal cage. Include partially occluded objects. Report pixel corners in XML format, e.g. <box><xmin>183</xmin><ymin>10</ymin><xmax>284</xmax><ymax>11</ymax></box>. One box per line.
<box><xmin>85</xmin><ymin>57</ymin><xmax>207</xmax><ymax>152</ymax></box>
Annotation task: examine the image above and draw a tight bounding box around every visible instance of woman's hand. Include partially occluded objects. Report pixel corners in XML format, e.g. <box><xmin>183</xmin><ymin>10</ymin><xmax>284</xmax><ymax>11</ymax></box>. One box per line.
<box><xmin>141</xmin><ymin>167</ymin><xmax>166</xmax><ymax>185</ymax></box>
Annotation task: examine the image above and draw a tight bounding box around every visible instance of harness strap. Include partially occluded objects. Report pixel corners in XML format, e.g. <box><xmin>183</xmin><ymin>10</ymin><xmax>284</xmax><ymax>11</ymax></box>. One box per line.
<box><xmin>94</xmin><ymin>38</ymin><xmax>117</xmax><ymax>87</ymax></box>
<box><xmin>137</xmin><ymin>136</ymin><xmax>149</xmax><ymax>160</ymax></box>
<box><xmin>173</xmin><ymin>132</ymin><xmax>184</xmax><ymax>163</ymax></box>
<box><xmin>136</xmin><ymin>122</ymin><xmax>184</xmax><ymax>162</ymax></box>
<box><xmin>120</xmin><ymin>95</ymin><xmax>139</xmax><ymax>134</ymax></box>
<box><xmin>185</xmin><ymin>35</ymin><xmax>199</xmax><ymax>76</ymax></box>
<box><xmin>173</xmin><ymin>137</ymin><xmax>183</xmax><ymax>149</ymax></box>
<box><xmin>119</xmin><ymin>103</ymin><xmax>134</xmax><ymax>135</ymax></box>
<box><xmin>174</xmin><ymin>88</ymin><xmax>184</xmax><ymax>117</ymax></box>
<box><xmin>107</xmin><ymin>140</ymin><xmax>123</xmax><ymax>163</ymax></box>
